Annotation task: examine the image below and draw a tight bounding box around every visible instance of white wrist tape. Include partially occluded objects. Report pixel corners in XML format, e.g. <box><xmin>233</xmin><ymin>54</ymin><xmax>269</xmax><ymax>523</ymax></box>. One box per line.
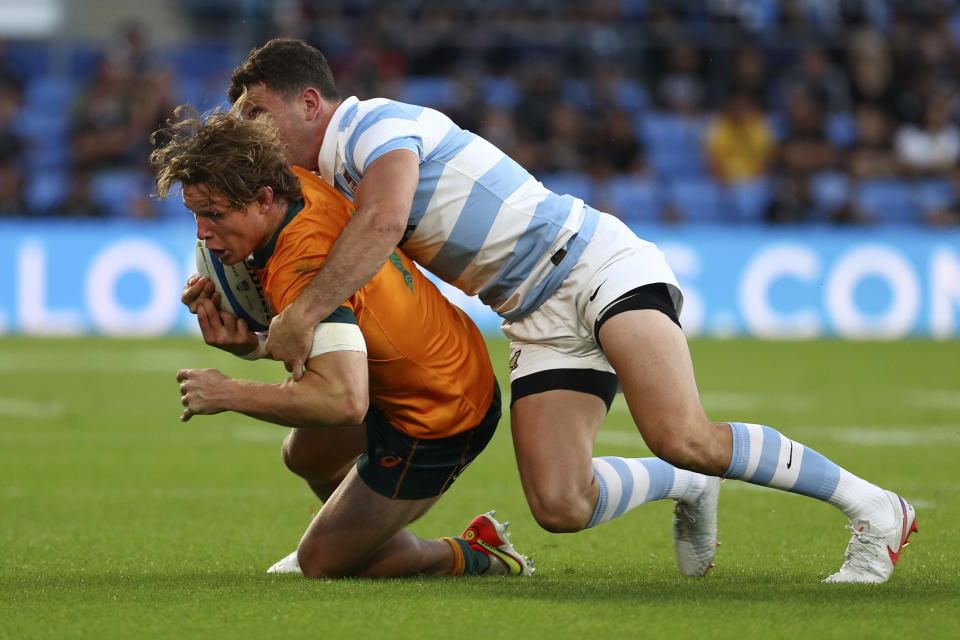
<box><xmin>239</xmin><ymin>332</ymin><xmax>269</xmax><ymax>361</ymax></box>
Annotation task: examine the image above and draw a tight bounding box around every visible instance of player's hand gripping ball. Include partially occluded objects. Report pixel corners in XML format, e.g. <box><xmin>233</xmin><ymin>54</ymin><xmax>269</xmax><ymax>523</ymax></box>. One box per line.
<box><xmin>194</xmin><ymin>241</ymin><xmax>272</xmax><ymax>331</ymax></box>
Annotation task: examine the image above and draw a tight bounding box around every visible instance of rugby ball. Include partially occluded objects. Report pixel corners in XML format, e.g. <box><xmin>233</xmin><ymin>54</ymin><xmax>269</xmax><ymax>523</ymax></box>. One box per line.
<box><xmin>195</xmin><ymin>241</ymin><xmax>272</xmax><ymax>332</ymax></box>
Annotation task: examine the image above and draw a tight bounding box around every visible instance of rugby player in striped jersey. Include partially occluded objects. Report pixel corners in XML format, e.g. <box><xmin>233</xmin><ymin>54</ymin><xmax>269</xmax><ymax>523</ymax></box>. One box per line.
<box><xmin>224</xmin><ymin>38</ymin><xmax>916</xmax><ymax>583</ymax></box>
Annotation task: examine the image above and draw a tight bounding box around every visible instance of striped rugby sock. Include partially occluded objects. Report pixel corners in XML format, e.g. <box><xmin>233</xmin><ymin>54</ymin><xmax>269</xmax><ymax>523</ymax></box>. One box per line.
<box><xmin>723</xmin><ymin>422</ymin><xmax>891</xmax><ymax>525</ymax></box>
<box><xmin>587</xmin><ymin>456</ymin><xmax>708</xmax><ymax>528</ymax></box>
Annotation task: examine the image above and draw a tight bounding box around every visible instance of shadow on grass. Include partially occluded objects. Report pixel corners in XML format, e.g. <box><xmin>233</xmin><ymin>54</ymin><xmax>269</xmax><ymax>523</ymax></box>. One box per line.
<box><xmin>3</xmin><ymin>568</ymin><xmax>957</xmax><ymax>608</ymax></box>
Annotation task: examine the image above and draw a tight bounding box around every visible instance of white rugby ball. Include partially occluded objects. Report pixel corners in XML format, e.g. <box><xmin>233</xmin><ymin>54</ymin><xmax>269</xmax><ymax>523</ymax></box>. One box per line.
<box><xmin>195</xmin><ymin>241</ymin><xmax>272</xmax><ymax>332</ymax></box>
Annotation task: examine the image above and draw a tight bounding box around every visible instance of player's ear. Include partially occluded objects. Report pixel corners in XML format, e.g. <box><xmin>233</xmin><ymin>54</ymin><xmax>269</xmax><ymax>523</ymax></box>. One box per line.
<box><xmin>255</xmin><ymin>186</ymin><xmax>274</xmax><ymax>210</ymax></box>
<box><xmin>300</xmin><ymin>87</ymin><xmax>322</xmax><ymax>121</ymax></box>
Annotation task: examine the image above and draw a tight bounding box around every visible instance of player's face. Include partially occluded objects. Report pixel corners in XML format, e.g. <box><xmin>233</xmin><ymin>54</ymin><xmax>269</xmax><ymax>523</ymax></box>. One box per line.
<box><xmin>184</xmin><ymin>184</ymin><xmax>268</xmax><ymax>265</ymax></box>
<box><xmin>242</xmin><ymin>83</ymin><xmax>318</xmax><ymax>170</ymax></box>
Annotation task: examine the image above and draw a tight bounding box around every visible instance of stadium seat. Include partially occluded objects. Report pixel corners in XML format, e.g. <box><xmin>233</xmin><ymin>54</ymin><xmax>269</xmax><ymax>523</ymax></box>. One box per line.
<box><xmin>90</xmin><ymin>170</ymin><xmax>149</xmax><ymax>218</ymax></box>
<box><xmin>166</xmin><ymin>42</ymin><xmax>234</xmax><ymax>80</ymax></box>
<box><xmin>539</xmin><ymin>172</ymin><xmax>595</xmax><ymax>202</ymax></box>
<box><xmin>854</xmin><ymin>179</ymin><xmax>920</xmax><ymax>224</ymax></box>
<box><xmin>826</xmin><ymin>112</ymin><xmax>856</xmax><ymax>148</ymax></box>
<box><xmin>637</xmin><ymin>112</ymin><xmax>706</xmax><ymax>177</ymax></box>
<box><xmin>176</xmin><ymin>76</ymin><xmax>230</xmax><ymax>111</ymax></box>
<box><xmin>604</xmin><ymin>176</ymin><xmax>662</xmax><ymax>223</ymax></box>
<box><xmin>620</xmin><ymin>0</ymin><xmax>648</xmax><ymax>19</ymax></box>
<box><xmin>483</xmin><ymin>76</ymin><xmax>519</xmax><ymax>109</ymax></box>
<box><xmin>728</xmin><ymin>178</ymin><xmax>774</xmax><ymax>223</ymax></box>
<box><xmin>23</xmin><ymin>76</ymin><xmax>77</xmax><ymax>115</ymax></box>
<box><xmin>667</xmin><ymin>177</ymin><xmax>724</xmax><ymax>223</ymax></box>
<box><xmin>154</xmin><ymin>193</ymin><xmax>191</xmax><ymax>220</ymax></box>
<box><xmin>16</xmin><ymin>111</ymin><xmax>71</xmax><ymax>170</ymax></box>
<box><xmin>397</xmin><ymin>77</ymin><xmax>457</xmax><ymax>109</ymax></box>
<box><xmin>26</xmin><ymin>170</ymin><xmax>69</xmax><ymax>213</ymax></box>
<box><xmin>809</xmin><ymin>171</ymin><xmax>850</xmax><ymax>220</ymax></box>
<box><xmin>4</xmin><ymin>42</ymin><xmax>50</xmax><ymax>79</ymax></box>
<box><xmin>564</xmin><ymin>78</ymin><xmax>648</xmax><ymax>115</ymax></box>
<box><xmin>914</xmin><ymin>178</ymin><xmax>956</xmax><ymax>211</ymax></box>
<box><xmin>70</xmin><ymin>46</ymin><xmax>101</xmax><ymax>79</ymax></box>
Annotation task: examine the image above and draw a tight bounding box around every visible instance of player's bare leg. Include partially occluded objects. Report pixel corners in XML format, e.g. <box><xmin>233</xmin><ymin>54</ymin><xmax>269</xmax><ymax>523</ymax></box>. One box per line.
<box><xmin>296</xmin><ymin>467</ymin><xmax>447</xmax><ymax>578</ymax></box>
<box><xmin>600</xmin><ymin>307</ymin><xmax>916</xmax><ymax>583</ymax></box>
<box><xmin>597</xmin><ymin>309</ymin><xmax>732</xmax><ymax>474</ymax></box>
<box><xmin>281</xmin><ymin>425</ymin><xmax>366</xmax><ymax>501</ymax></box>
<box><xmin>510</xmin><ymin>391</ymin><xmax>606</xmax><ymax>532</ymax></box>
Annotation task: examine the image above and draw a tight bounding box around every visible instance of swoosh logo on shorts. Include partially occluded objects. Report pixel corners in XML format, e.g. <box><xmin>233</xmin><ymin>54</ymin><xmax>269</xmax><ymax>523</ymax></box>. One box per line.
<box><xmin>589</xmin><ymin>280</ymin><xmax>606</xmax><ymax>302</ymax></box>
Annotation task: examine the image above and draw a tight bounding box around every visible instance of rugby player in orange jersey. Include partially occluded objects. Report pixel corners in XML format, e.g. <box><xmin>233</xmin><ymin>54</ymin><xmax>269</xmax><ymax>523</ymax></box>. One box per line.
<box><xmin>152</xmin><ymin>108</ymin><xmax>532</xmax><ymax>579</ymax></box>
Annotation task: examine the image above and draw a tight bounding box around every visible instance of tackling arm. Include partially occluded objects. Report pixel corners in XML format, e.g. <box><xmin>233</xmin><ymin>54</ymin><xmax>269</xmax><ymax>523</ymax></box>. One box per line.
<box><xmin>265</xmin><ymin>149</ymin><xmax>420</xmax><ymax>378</ymax></box>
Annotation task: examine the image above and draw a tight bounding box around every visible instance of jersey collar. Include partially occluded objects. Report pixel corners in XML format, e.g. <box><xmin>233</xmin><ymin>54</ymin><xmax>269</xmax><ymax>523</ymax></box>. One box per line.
<box><xmin>317</xmin><ymin>95</ymin><xmax>360</xmax><ymax>187</ymax></box>
<box><xmin>248</xmin><ymin>197</ymin><xmax>305</xmax><ymax>269</ymax></box>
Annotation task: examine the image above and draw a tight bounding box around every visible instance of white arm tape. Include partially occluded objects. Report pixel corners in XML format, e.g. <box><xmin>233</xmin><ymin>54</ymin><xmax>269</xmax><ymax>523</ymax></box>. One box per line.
<box><xmin>309</xmin><ymin>322</ymin><xmax>367</xmax><ymax>359</ymax></box>
<box><xmin>239</xmin><ymin>332</ymin><xmax>269</xmax><ymax>361</ymax></box>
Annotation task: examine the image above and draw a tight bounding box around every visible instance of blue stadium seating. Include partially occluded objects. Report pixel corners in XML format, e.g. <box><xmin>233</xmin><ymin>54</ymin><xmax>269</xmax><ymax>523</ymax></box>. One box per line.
<box><xmin>397</xmin><ymin>77</ymin><xmax>456</xmax><ymax>108</ymax></box>
<box><xmin>70</xmin><ymin>47</ymin><xmax>101</xmax><ymax>79</ymax></box>
<box><xmin>826</xmin><ymin>112</ymin><xmax>857</xmax><ymax>148</ymax></box>
<box><xmin>90</xmin><ymin>170</ymin><xmax>149</xmax><ymax>218</ymax></box>
<box><xmin>539</xmin><ymin>172</ymin><xmax>595</xmax><ymax>202</ymax></box>
<box><xmin>26</xmin><ymin>170</ymin><xmax>69</xmax><ymax>213</ymax></box>
<box><xmin>564</xmin><ymin>78</ymin><xmax>648</xmax><ymax>115</ymax></box>
<box><xmin>728</xmin><ymin>178</ymin><xmax>774</xmax><ymax>223</ymax></box>
<box><xmin>809</xmin><ymin>171</ymin><xmax>850</xmax><ymax>220</ymax></box>
<box><xmin>165</xmin><ymin>42</ymin><xmax>234</xmax><ymax>80</ymax></box>
<box><xmin>23</xmin><ymin>76</ymin><xmax>76</xmax><ymax>114</ymax></box>
<box><xmin>604</xmin><ymin>176</ymin><xmax>662</xmax><ymax>223</ymax></box>
<box><xmin>854</xmin><ymin>179</ymin><xmax>921</xmax><ymax>224</ymax></box>
<box><xmin>667</xmin><ymin>176</ymin><xmax>723</xmax><ymax>223</ymax></box>
<box><xmin>4</xmin><ymin>42</ymin><xmax>49</xmax><ymax>79</ymax></box>
<box><xmin>483</xmin><ymin>76</ymin><xmax>519</xmax><ymax>109</ymax></box>
<box><xmin>176</xmin><ymin>76</ymin><xmax>230</xmax><ymax>111</ymax></box>
<box><xmin>913</xmin><ymin>177</ymin><xmax>956</xmax><ymax>211</ymax></box>
<box><xmin>638</xmin><ymin>112</ymin><xmax>706</xmax><ymax>177</ymax></box>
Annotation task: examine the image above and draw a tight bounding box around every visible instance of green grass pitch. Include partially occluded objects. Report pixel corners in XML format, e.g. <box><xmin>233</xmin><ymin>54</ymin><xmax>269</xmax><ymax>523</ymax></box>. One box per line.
<box><xmin>1</xmin><ymin>336</ymin><xmax>958</xmax><ymax>639</ymax></box>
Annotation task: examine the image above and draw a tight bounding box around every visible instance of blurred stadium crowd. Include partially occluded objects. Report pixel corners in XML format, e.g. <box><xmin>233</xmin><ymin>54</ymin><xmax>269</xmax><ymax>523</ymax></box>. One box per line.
<box><xmin>2</xmin><ymin>0</ymin><xmax>960</xmax><ymax>225</ymax></box>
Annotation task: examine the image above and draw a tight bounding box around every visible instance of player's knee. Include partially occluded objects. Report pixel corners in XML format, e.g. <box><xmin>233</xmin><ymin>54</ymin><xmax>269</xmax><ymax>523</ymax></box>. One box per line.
<box><xmin>297</xmin><ymin>544</ymin><xmax>359</xmax><ymax>579</ymax></box>
<box><xmin>280</xmin><ymin>434</ymin><xmax>308</xmax><ymax>477</ymax></box>
<box><xmin>643</xmin><ymin>418</ymin><xmax>725</xmax><ymax>475</ymax></box>
<box><xmin>527</xmin><ymin>487</ymin><xmax>591</xmax><ymax>533</ymax></box>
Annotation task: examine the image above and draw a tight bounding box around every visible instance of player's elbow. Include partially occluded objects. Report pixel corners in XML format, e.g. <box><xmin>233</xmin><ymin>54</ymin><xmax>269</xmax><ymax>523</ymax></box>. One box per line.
<box><xmin>364</xmin><ymin>208</ymin><xmax>408</xmax><ymax>243</ymax></box>
<box><xmin>336</xmin><ymin>390</ymin><xmax>368</xmax><ymax>426</ymax></box>
<box><xmin>323</xmin><ymin>378</ymin><xmax>367</xmax><ymax>425</ymax></box>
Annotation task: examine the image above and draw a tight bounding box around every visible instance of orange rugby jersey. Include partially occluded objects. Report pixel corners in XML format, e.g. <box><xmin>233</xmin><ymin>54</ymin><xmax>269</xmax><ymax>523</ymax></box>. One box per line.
<box><xmin>251</xmin><ymin>166</ymin><xmax>496</xmax><ymax>439</ymax></box>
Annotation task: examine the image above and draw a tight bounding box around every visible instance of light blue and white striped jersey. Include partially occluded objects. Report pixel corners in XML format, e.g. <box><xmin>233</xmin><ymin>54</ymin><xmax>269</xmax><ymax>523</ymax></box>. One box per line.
<box><xmin>316</xmin><ymin>96</ymin><xmax>600</xmax><ymax>320</ymax></box>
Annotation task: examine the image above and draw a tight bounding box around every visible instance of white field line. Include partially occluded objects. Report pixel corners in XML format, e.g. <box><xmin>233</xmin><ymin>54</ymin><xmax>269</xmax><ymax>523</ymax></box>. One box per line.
<box><xmin>0</xmin><ymin>397</ymin><xmax>64</xmax><ymax>419</ymax></box>
<box><xmin>0</xmin><ymin>348</ymin><xmax>233</xmax><ymax>374</ymax></box>
<box><xmin>1</xmin><ymin>486</ymin><xmax>295</xmax><ymax>499</ymax></box>
<box><xmin>0</xmin><ymin>425</ymin><xmax>285</xmax><ymax>447</ymax></box>
<box><xmin>904</xmin><ymin>389</ymin><xmax>960</xmax><ymax>410</ymax></box>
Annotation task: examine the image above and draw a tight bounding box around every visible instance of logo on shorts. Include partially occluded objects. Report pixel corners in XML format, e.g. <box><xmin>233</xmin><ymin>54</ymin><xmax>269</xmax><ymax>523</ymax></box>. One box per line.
<box><xmin>380</xmin><ymin>455</ymin><xmax>403</xmax><ymax>468</ymax></box>
<box><xmin>589</xmin><ymin>280</ymin><xmax>606</xmax><ymax>302</ymax></box>
<box><xmin>509</xmin><ymin>349</ymin><xmax>521</xmax><ymax>371</ymax></box>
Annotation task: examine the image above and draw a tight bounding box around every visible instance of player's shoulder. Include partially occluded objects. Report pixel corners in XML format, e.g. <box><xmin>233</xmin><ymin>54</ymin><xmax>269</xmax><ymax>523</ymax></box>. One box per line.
<box><xmin>352</xmin><ymin>97</ymin><xmax>437</xmax><ymax>129</ymax></box>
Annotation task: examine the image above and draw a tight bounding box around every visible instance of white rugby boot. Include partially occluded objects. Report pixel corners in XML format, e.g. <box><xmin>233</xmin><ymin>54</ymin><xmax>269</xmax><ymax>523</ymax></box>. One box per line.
<box><xmin>267</xmin><ymin>549</ymin><xmax>302</xmax><ymax>575</ymax></box>
<box><xmin>823</xmin><ymin>490</ymin><xmax>917</xmax><ymax>583</ymax></box>
<box><xmin>673</xmin><ymin>476</ymin><xmax>721</xmax><ymax>578</ymax></box>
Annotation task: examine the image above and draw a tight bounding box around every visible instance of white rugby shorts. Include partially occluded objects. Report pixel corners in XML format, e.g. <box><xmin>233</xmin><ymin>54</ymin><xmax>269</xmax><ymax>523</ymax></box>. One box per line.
<box><xmin>501</xmin><ymin>210</ymin><xmax>683</xmax><ymax>382</ymax></box>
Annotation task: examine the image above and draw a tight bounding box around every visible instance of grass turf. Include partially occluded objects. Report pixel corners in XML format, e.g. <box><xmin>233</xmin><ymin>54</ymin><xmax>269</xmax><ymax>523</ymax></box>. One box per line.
<box><xmin>1</xmin><ymin>337</ymin><xmax>958</xmax><ymax>639</ymax></box>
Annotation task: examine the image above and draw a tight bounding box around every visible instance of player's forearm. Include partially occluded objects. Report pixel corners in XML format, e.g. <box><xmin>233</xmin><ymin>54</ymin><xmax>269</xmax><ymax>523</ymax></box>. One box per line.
<box><xmin>219</xmin><ymin>375</ymin><xmax>366</xmax><ymax>429</ymax></box>
<box><xmin>294</xmin><ymin>210</ymin><xmax>405</xmax><ymax>326</ymax></box>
